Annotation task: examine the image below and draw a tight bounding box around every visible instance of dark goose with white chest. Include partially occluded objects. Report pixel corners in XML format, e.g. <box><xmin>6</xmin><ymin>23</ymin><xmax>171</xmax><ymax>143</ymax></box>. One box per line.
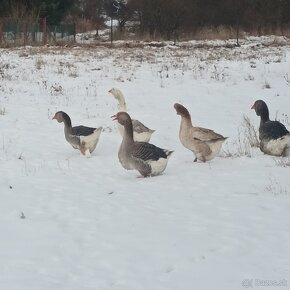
<box><xmin>251</xmin><ymin>100</ymin><xmax>290</xmax><ymax>156</ymax></box>
<box><xmin>53</xmin><ymin>111</ymin><xmax>102</xmax><ymax>156</ymax></box>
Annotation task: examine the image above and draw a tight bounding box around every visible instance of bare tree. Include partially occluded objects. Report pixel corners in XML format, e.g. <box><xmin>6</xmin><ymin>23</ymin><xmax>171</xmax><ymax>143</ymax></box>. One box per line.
<box><xmin>8</xmin><ymin>0</ymin><xmax>39</xmax><ymax>21</ymax></box>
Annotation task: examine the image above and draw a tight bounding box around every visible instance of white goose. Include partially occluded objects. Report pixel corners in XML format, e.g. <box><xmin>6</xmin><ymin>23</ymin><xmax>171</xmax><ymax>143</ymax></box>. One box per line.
<box><xmin>174</xmin><ymin>103</ymin><xmax>227</xmax><ymax>162</ymax></box>
<box><xmin>108</xmin><ymin>88</ymin><xmax>155</xmax><ymax>142</ymax></box>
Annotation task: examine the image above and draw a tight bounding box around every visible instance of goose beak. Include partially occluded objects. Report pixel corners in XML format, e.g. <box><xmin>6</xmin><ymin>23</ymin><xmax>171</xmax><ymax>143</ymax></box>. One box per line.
<box><xmin>251</xmin><ymin>104</ymin><xmax>255</xmax><ymax>109</ymax></box>
<box><xmin>52</xmin><ymin>115</ymin><xmax>56</xmax><ymax>120</ymax></box>
<box><xmin>108</xmin><ymin>89</ymin><xmax>112</xmax><ymax>93</ymax></box>
<box><xmin>111</xmin><ymin>114</ymin><xmax>118</xmax><ymax>121</ymax></box>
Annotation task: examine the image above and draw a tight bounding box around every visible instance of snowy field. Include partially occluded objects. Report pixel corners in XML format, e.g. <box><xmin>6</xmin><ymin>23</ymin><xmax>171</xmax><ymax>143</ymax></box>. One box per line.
<box><xmin>0</xmin><ymin>37</ymin><xmax>290</xmax><ymax>290</ymax></box>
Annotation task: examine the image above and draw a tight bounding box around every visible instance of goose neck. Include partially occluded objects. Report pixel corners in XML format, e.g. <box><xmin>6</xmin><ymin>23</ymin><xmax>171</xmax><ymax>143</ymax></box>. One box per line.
<box><xmin>260</xmin><ymin>111</ymin><xmax>269</xmax><ymax>125</ymax></box>
<box><xmin>180</xmin><ymin>115</ymin><xmax>193</xmax><ymax>129</ymax></box>
<box><xmin>62</xmin><ymin>113</ymin><xmax>72</xmax><ymax>128</ymax></box>
<box><xmin>118</xmin><ymin>101</ymin><xmax>127</xmax><ymax>112</ymax></box>
<box><xmin>122</xmin><ymin>121</ymin><xmax>134</xmax><ymax>144</ymax></box>
<box><xmin>115</xmin><ymin>91</ymin><xmax>127</xmax><ymax>112</ymax></box>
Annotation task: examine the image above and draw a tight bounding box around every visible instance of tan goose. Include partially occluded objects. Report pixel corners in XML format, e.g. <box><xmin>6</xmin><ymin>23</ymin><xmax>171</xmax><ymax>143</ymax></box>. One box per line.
<box><xmin>108</xmin><ymin>88</ymin><xmax>155</xmax><ymax>142</ymax></box>
<box><xmin>174</xmin><ymin>103</ymin><xmax>227</xmax><ymax>162</ymax></box>
<box><xmin>53</xmin><ymin>111</ymin><xmax>102</xmax><ymax>156</ymax></box>
<box><xmin>111</xmin><ymin>112</ymin><xmax>173</xmax><ymax>177</ymax></box>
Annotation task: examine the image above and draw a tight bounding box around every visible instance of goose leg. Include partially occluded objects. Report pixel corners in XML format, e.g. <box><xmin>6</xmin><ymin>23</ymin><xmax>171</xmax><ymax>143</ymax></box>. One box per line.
<box><xmin>196</xmin><ymin>153</ymin><xmax>206</xmax><ymax>162</ymax></box>
<box><xmin>85</xmin><ymin>149</ymin><xmax>91</xmax><ymax>158</ymax></box>
<box><xmin>80</xmin><ymin>142</ymin><xmax>86</xmax><ymax>156</ymax></box>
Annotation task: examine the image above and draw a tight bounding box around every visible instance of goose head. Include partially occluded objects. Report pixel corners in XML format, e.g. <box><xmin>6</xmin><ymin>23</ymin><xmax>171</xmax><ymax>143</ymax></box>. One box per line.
<box><xmin>174</xmin><ymin>103</ymin><xmax>191</xmax><ymax>118</ymax></box>
<box><xmin>52</xmin><ymin>111</ymin><xmax>72</xmax><ymax>127</ymax></box>
<box><xmin>52</xmin><ymin>111</ymin><xmax>65</xmax><ymax>123</ymax></box>
<box><xmin>251</xmin><ymin>100</ymin><xmax>269</xmax><ymax>118</ymax></box>
<box><xmin>108</xmin><ymin>88</ymin><xmax>124</xmax><ymax>101</ymax></box>
<box><xmin>111</xmin><ymin>112</ymin><xmax>131</xmax><ymax>126</ymax></box>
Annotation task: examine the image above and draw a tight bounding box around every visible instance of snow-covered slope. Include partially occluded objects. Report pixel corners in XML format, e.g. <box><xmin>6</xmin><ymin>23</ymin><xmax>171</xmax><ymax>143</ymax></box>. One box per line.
<box><xmin>0</xmin><ymin>38</ymin><xmax>290</xmax><ymax>290</ymax></box>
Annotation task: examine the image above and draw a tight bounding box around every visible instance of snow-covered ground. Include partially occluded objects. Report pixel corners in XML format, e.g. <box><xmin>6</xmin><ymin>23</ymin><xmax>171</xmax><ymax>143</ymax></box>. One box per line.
<box><xmin>0</xmin><ymin>37</ymin><xmax>290</xmax><ymax>290</ymax></box>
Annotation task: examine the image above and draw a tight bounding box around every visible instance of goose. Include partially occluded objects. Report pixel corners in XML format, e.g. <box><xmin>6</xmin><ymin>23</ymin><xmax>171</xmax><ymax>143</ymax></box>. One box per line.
<box><xmin>174</xmin><ymin>103</ymin><xmax>227</xmax><ymax>162</ymax></box>
<box><xmin>251</xmin><ymin>100</ymin><xmax>290</xmax><ymax>156</ymax></box>
<box><xmin>52</xmin><ymin>111</ymin><xmax>102</xmax><ymax>156</ymax></box>
<box><xmin>111</xmin><ymin>112</ymin><xmax>173</xmax><ymax>177</ymax></box>
<box><xmin>108</xmin><ymin>87</ymin><xmax>155</xmax><ymax>142</ymax></box>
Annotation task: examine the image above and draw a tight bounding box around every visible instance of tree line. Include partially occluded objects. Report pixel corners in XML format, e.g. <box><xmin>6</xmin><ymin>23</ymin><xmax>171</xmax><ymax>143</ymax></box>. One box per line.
<box><xmin>1</xmin><ymin>0</ymin><xmax>290</xmax><ymax>39</ymax></box>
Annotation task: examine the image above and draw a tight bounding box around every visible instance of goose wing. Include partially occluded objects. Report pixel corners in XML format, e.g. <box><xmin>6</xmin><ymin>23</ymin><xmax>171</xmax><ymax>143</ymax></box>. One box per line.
<box><xmin>131</xmin><ymin>142</ymin><xmax>167</xmax><ymax>161</ymax></box>
<box><xmin>260</xmin><ymin>121</ymin><xmax>289</xmax><ymax>140</ymax></box>
<box><xmin>192</xmin><ymin>126</ymin><xmax>224</xmax><ymax>141</ymax></box>
<box><xmin>132</xmin><ymin>119</ymin><xmax>151</xmax><ymax>133</ymax></box>
<box><xmin>71</xmin><ymin>125</ymin><xmax>96</xmax><ymax>136</ymax></box>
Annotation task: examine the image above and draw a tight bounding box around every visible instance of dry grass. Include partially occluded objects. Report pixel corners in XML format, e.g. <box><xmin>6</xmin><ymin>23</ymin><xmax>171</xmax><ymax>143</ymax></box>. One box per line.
<box><xmin>282</xmin><ymin>26</ymin><xmax>290</xmax><ymax>38</ymax></box>
<box><xmin>241</xmin><ymin>115</ymin><xmax>259</xmax><ymax>148</ymax></box>
<box><xmin>275</xmin><ymin>112</ymin><xmax>290</xmax><ymax>126</ymax></box>
<box><xmin>246</xmin><ymin>25</ymin><xmax>286</xmax><ymax>37</ymax></box>
<box><xmin>0</xmin><ymin>106</ymin><xmax>6</xmax><ymax>115</ymax></box>
<box><xmin>264</xmin><ymin>176</ymin><xmax>289</xmax><ymax>195</ymax></box>
<box><xmin>274</xmin><ymin>157</ymin><xmax>290</xmax><ymax>167</ymax></box>
<box><xmin>222</xmin><ymin>115</ymin><xmax>259</xmax><ymax>158</ymax></box>
<box><xmin>262</xmin><ymin>80</ymin><xmax>271</xmax><ymax>89</ymax></box>
<box><xmin>244</xmin><ymin>74</ymin><xmax>255</xmax><ymax>81</ymax></box>
<box><xmin>68</xmin><ymin>68</ymin><xmax>79</xmax><ymax>78</ymax></box>
<box><xmin>50</xmin><ymin>83</ymin><xmax>64</xmax><ymax>95</ymax></box>
<box><xmin>190</xmin><ymin>25</ymin><xmax>241</xmax><ymax>41</ymax></box>
<box><xmin>35</xmin><ymin>57</ymin><xmax>46</xmax><ymax>70</ymax></box>
<box><xmin>222</xmin><ymin>130</ymin><xmax>253</xmax><ymax>158</ymax></box>
<box><xmin>132</xmin><ymin>25</ymin><xmax>245</xmax><ymax>42</ymax></box>
<box><xmin>56</xmin><ymin>60</ymin><xmax>79</xmax><ymax>78</ymax></box>
<box><xmin>284</xmin><ymin>74</ymin><xmax>290</xmax><ymax>86</ymax></box>
<box><xmin>0</xmin><ymin>63</ymin><xmax>12</xmax><ymax>81</ymax></box>
<box><xmin>1</xmin><ymin>22</ymin><xmax>290</xmax><ymax>49</ymax></box>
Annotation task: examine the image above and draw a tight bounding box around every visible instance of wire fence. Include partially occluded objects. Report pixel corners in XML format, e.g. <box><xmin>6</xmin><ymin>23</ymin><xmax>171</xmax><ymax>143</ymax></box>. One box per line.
<box><xmin>0</xmin><ymin>18</ymin><xmax>76</xmax><ymax>46</ymax></box>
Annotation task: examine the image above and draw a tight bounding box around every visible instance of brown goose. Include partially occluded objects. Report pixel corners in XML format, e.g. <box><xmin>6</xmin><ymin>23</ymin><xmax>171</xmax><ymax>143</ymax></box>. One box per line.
<box><xmin>111</xmin><ymin>112</ymin><xmax>173</xmax><ymax>177</ymax></box>
<box><xmin>174</xmin><ymin>103</ymin><xmax>227</xmax><ymax>162</ymax></box>
<box><xmin>251</xmin><ymin>100</ymin><xmax>290</xmax><ymax>156</ymax></box>
<box><xmin>53</xmin><ymin>111</ymin><xmax>102</xmax><ymax>156</ymax></box>
<box><xmin>108</xmin><ymin>88</ymin><xmax>155</xmax><ymax>142</ymax></box>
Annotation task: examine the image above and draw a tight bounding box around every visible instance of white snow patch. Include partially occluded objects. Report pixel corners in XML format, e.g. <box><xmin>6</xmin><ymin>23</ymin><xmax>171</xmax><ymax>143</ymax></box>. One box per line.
<box><xmin>0</xmin><ymin>38</ymin><xmax>290</xmax><ymax>290</ymax></box>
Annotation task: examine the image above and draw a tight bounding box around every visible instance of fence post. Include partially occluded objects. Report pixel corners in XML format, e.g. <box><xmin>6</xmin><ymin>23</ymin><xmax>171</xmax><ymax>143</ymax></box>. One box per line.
<box><xmin>42</xmin><ymin>18</ymin><xmax>47</xmax><ymax>45</ymax></box>
<box><xmin>73</xmin><ymin>22</ymin><xmax>76</xmax><ymax>42</ymax></box>
<box><xmin>110</xmin><ymin>17</ymin><xmax>113</xmax><ymax>44</ymax></box>
<box><xmin>24</xmin><ymin>22</ymin><xmax>28</xmax><ymax>46</ymax></box>
<box><xmin>0</xmin><ymin>17</ymin><xmax>2</xmax><ymax>45</ymax></box>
